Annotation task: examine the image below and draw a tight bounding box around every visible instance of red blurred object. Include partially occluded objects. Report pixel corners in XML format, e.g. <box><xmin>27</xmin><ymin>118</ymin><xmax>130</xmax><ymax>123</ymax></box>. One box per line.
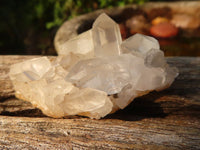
<box><xmin>150</xmin><ymin>22</ymin><xmax>178</xmax><ymax>38</ymax></box>
<box><xmin>119</xmin><ymin>23</ymin><xmax>128</xmax><ymax>40</ymax></box>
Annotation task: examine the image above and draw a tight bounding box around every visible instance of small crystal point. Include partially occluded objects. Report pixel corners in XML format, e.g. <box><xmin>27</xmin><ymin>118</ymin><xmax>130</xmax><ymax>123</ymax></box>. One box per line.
<box><xmin>58</xmin><ymin>30</ymin><xmax>94</xmax><ymax>57</ymax></box>
<box><xmin>144</xmin><ymin>48</ymin><xmax>166</xmax><ymax>68</ymax></box>
<box><xmin>9</xmin><ymin>57</ymin><xmax>51</xmax><ymax>81</ymax></box>
<box><xmin>121</xmin><ymin>33</ymin><xmax>160</xmax><ymax>56</ymax></box>
<box><xmin>92</xmin><ymin>13</ymin><xmax>122</xmax><ymax>57</ymax></box>
<box><xmin>61</xmin><ymin>88</ymin><xmax>113</xmax><ymax>119</ymax></box>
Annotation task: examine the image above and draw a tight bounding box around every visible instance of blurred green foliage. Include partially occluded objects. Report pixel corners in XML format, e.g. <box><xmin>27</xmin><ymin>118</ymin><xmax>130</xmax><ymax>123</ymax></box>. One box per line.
<box><xmin>0</xmin><ymin>0</ymin><xmax>149</xmax><ymax>54</ymax></box>
<box><xmin>37</xmin><ymin>0</ymin><xmax>149</xmax><ymax>29</ymax></box>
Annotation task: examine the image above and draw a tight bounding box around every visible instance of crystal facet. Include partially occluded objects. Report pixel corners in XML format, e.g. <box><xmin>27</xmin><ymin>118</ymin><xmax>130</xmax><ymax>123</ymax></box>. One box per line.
<box><xmin>9</xmin><ymin>13</ymin><xmax>178</xmax><ymax>119</ymax></box>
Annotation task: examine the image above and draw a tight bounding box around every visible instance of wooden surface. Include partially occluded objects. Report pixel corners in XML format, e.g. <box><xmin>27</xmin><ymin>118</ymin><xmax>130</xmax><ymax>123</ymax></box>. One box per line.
<box><xmin>0</xmin><ymin>55</ymin><xmax>200</xmax><ymax>149</ymax></box>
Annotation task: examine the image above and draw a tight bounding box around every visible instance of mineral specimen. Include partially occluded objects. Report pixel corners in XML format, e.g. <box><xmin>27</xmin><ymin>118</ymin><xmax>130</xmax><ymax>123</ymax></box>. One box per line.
<box><xmin>9</xmin><ymin>13</ymin><xmax>178</xmax><ymax>119</ymax></box>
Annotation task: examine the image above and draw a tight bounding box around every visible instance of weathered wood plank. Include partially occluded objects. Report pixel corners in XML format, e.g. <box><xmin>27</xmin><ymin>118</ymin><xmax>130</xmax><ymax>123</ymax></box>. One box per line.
<box><xmin>0</xmin><ymin>55</ymin><xmax>200</xmax><ymax>149</ymax></box>
<box><xmin>0</xmin><ymin>115</ymin><xmax>199</xmax><ymax>149</ymax></box>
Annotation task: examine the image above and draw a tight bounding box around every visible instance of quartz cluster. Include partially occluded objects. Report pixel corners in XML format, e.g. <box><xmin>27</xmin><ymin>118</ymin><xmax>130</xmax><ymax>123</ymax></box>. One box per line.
<box><xmin>9</xmin><ymin>13</ymin><xmax>178</xmax><ymax>119</ymax></box>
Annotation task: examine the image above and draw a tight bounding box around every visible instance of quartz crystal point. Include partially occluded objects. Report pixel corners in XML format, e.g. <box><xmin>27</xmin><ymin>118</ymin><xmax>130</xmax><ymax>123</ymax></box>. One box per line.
<box><xmin>92</xmin><ymin>13</ymin><xmax>122</xmax><ymax>57</ymax></box>
<box><xmin>9</xmin><ymin>13</ymin><xmax>178</xmax><ymax>119</ymax></box>
<box><xmin>58</xmin><ymin>30</ymin><xmax>94</xmax><ymax>58</ymax></box>
<box><xmin>121</xmin><ymin>33</ymin><xmax>160</xmax><ymax>57</ymax></box>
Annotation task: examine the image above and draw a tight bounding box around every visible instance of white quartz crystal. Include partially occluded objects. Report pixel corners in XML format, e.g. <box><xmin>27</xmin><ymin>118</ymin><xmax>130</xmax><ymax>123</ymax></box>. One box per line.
<box><xmin>9</xmin><ymin>13</ymin><xmax>178</xmax><ymax>119</ymax></box>
<box><xmin>121</xmin><ymin>33</ymin><xmax>160</xmax><ymax>57</ymax></box>
<box><xmin>58</xmin><ymin>30</ymin><xmax>94</xmax><ymax>58</ymax></box>
<box><xmin>92</xmin><ymin>13</ymin><xmax>122</xmax><ymax>57</ymax></box>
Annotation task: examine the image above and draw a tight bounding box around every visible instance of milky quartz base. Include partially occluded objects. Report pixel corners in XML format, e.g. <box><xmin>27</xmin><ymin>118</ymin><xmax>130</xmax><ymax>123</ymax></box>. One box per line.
<box><xmin>9</xmin><ymin>13</ymin><xmax>178</xmax><ymax>119</ymax></box>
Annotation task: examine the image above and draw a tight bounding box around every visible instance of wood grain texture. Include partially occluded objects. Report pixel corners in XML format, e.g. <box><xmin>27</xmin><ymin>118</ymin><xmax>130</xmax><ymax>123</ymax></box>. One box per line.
<box><xmin>0</xmin><ymin>55</ymin><xmax>200</xmax><ymax>149</ymax></box>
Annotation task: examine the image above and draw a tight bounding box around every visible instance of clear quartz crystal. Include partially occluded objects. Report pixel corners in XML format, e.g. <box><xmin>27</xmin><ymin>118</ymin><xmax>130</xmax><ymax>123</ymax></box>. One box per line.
<box><xmin>9</xmin><ymin>57</ymin><xmax>51</xmax><ymax>82</ymax></box>
<box><xmin>144</xmin><ymin>48</ymin><xmax>166</xmax><ymax>68</ymax></box>
<box><xmin>9</xmin><ymin>13</ymin><xmax>178</xmax><ymax>119</ymax></box>
<box><xmin>58</xmin><ymin>30</ymin><xmax>94</xmax><ymax>57</ymax></box>
<box><xmin>92</xmin><ymin>13</ymin><xmax>122</xmax><ymax>57</ymax></box>
<box><xmin>121</xmin><ymin>33</ymin><xmax>160</xmax><ymax>57</ymax></box>
<box><xmin>61</xmin><ymin>88</ymin><xmax>113</xmax><ymax>119</ymax></box>
<box><xmin>66</xmin><ymin>54</ymin><xmax>140</xmax><ymax>95</ymax></box>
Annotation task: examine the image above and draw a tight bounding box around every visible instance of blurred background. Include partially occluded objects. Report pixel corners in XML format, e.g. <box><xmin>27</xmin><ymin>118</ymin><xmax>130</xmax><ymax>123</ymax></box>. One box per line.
<box><xmin>0</xmin><ymin>0</ymin><xmax>200</xmax><ymax>56</ymax></box>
